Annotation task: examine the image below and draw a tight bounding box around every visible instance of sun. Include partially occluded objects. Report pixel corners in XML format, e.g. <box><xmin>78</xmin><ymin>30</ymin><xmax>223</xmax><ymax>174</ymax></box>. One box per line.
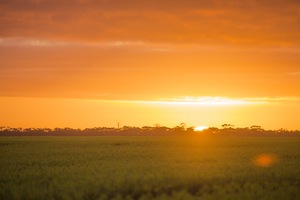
<box><xmin>194</xmin><ymin>126</ymin><xmax>208</xmax><ymax>131</ymax></box>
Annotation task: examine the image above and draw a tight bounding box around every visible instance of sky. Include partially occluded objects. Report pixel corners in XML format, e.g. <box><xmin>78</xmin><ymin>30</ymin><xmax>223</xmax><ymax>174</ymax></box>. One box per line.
<box><xmin>0</xmin><ymin>0</ymin><xmax>300</xmax><ymax>129</ymax></box>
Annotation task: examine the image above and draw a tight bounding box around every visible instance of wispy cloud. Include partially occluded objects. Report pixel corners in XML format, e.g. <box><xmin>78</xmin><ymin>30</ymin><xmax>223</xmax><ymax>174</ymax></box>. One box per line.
<box><xmin>1</xmin><ymin>0</ymin><xmax>299</xmax><ymax>46</ymax></box>
<box><xmin>88</xmin><ymin>96</ymin><xmax>300</xmax><ymax>106</ymax></box>
<box><xmin>159</xmin><ymin>96</ymin><xmax>267</xmax><ymax>105</ymax></box>
<box><xmin>287</xmin><ymin>72</ymin><xmax>300</xmax><ymax>76</ymax></box>
<box><xmin>0</xmin><ymin>38</ymin><xmax>66</xmax><ymax>46</ymax></box>
<box><xmin>0</xmin><ymin>37</ymin><xmax>174</xmax><ymax>52</ymax></box>
<box><xmin>156</xmin><ymin>96</ymin><xmax>300</xmax><ymax>105</ymax></box>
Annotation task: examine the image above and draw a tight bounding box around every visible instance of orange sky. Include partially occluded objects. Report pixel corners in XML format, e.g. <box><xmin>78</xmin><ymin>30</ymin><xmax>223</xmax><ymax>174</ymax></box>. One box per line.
<box><xmin>0</xmin><ymin>0</ymin><xmax>299</xmax><ymax>129</ymax></box>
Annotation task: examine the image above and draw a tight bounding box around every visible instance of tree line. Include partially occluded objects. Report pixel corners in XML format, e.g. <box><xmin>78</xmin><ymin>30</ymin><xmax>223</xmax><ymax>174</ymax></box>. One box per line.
<box><xmin>0</xmin><ymin>124</ymin><xmax>299</xmax><ymax>137</ymax></box>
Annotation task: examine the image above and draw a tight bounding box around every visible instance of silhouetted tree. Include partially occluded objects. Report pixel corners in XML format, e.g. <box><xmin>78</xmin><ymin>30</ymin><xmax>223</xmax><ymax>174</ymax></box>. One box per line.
<box><xmin>222</xmin><ymin>124</ymin><xmax>234</xmax><ymax>129</ymax></box>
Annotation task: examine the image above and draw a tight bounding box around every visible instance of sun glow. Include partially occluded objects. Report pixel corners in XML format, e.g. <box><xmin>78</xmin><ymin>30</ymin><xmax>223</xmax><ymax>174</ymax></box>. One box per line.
<box><xmin>194</xmin><ymin>126</ymin><xmax>208</xmax><ymax>131</ymax></box>
<box><xmin>107</xmin><ymin>96</ymin><xmax>268</xmax><ymax>106</ymax></box>
<box><xmin>157</xmin><ymin>96</ymin><xmax>268</xmax><ymax>106</ymax></box>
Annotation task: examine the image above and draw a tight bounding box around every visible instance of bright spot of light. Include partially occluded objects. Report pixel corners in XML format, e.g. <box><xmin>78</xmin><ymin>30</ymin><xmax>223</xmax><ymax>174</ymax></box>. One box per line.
<box><xmin>253</xmin><ymin>154</ymin><xmax>278</xmax><ymax>167</ymax></box>
<box><xmin>194</xmin><ymin>126</ymin><xmax>208</xmax><ymax>131</ymax></box>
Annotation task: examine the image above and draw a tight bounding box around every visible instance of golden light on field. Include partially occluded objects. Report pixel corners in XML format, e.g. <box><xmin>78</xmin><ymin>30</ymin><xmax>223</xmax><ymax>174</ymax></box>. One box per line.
<box><xmin>253</xmin><ymin>154</ymin><xmax>279</xmax><ymax>167</ymax></box>
<box><xmin>194</xmin><ymin>126</ymin><xmax>209</xmax><ymax>131</ymax></box>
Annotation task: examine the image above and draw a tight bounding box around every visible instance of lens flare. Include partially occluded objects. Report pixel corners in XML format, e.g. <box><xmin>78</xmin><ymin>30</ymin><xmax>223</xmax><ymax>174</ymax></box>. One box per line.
<box><xmin>253</xmin><ymin>154</ymin><xmax>278</xmax><ymax>167</ymax></box>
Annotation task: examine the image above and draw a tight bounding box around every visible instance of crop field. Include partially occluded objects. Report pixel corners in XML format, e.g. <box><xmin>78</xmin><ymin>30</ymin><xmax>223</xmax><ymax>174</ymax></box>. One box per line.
<box><xmin>0</xmin><ymin>136</ymin><xmax>300</xmax><ymax>200</ymax></box>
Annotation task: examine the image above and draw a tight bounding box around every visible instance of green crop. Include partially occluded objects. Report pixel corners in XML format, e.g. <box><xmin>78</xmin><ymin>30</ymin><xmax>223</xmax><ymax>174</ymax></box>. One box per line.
<box><xmin>1</xmin><ymin>136</ymin><xmax>299</xmax><ymax>200</ymax></box>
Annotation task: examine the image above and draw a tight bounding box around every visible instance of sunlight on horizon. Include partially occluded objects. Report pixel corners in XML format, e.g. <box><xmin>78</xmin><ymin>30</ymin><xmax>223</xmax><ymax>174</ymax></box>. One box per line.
<box><xmin>194</xmin><ymin>126</ymin><xmax>209</xmax><ymax>131</ymax></box>
<box><xmin>0</xmin><ymin>96</ymin><xmax>300</xmax><ymax>130</ymax></box>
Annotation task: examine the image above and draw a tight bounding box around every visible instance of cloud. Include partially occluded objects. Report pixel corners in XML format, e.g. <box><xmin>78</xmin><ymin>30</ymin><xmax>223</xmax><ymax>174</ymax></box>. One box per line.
<box><xmin>158</xmin><ymin>96</ymin><xmax>300</xmax><ymax>105</ymax></box>
<box><xmin>0</xmin><ymin>0</ymin><xmax>300</xmax><ymax>46</ymax></box>
<box><xmin>0</xmin><ymin>37</ymin><xmax>176</xmax><ymax>54</ymax></box>
<box><xmin>287</xmin><ymin>72</ymin><xmax>300</xmax><ymax>76</ymax></box>
<box><xmin>0</xmin><ymin>37</ymin><xmax>67</xmax><ymax>46</ymax></box>
<box><xmin>81</xmin><ymin>96</ymin><xmax>300</xmax><ymax>107</ymax></box>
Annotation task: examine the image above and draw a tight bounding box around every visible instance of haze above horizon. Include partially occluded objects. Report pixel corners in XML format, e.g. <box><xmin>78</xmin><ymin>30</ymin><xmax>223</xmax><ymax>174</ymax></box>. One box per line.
<box><xmin>1</xmin><ymin>0</ymin><xmax>299</xmax><ymax>129</ymax></box>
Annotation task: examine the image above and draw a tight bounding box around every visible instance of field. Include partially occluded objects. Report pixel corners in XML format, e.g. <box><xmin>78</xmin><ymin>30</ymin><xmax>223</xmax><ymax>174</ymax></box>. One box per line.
<box><xmin>0</xmin><ymin>136</ymin><xmax>300</xmax><ymax>200</ymax></box>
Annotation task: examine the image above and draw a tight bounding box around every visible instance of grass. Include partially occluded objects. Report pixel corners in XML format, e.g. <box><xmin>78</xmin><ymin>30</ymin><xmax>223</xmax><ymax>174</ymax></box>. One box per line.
<box><xmin>0</xmin><ymin>136</ymin><xmax>300</xmax><ymax>199</ymax></box>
